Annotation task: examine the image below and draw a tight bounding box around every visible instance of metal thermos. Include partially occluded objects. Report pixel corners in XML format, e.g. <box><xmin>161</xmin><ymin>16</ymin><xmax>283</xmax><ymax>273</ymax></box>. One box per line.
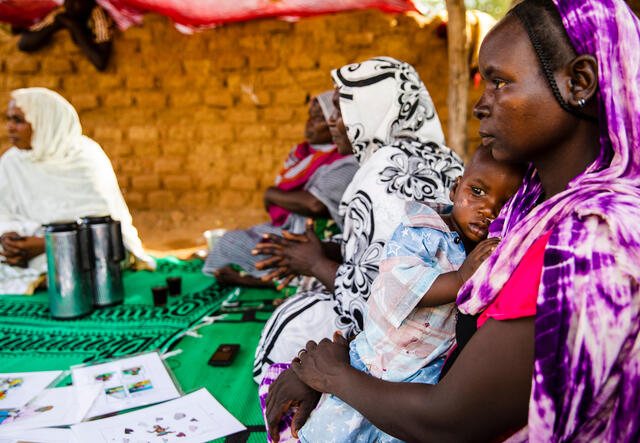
<box><xmin>81</xmin><ymin>215</ymin><xmax>126</xmax><ymax>307</ymax></box>
<box><xmin>44</xmin><ymin>221</ymin><xmax>94</xmax><ymax>319</ymax></box>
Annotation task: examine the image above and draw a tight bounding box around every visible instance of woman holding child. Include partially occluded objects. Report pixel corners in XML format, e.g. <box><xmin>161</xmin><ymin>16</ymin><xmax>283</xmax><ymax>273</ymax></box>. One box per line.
<box><xmin>265</xmin><ymin>0</ymin><xmax>640</xmax><ymax>441</ymax></box>
<box><xmin>252</xmin><ymin>57</ymin><xmax>465</xmax><ymax>383</ymax></box>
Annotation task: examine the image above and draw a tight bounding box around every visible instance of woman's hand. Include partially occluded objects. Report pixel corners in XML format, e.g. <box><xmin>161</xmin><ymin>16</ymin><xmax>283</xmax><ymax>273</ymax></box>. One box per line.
<box><xmin>254</xmin><ymin>220</ymin><xmax>325</xmax><ymax>278</ymax></box>
<box><xmin>291</xmin><ymin>331</ymin><xmax>351</xmax><ymax>394</ymax></box>
<box><xmin>265</xmin><ymin>367</ymin><xmax>321</xmax><ymax>442</ymax></box>
<box><xmin>457</xmin><ymin>237</ymin><xmax>500</xmax><ymax>283</ymax></box>
<box><xmin>0</xmin><ymin>234</ymin><xmax>45</xmax><ymax>267</ymax></box>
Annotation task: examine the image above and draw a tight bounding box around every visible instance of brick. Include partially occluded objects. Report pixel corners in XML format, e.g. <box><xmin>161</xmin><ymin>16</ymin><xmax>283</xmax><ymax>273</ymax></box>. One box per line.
<box><xmin>236</xmin><ymin>124</ymin><xmax>273</xmax><ymax>140</ymax></box>
<box><xmin>103</xmin><ymin>91</ymin><xmax>133</xmax><ymax>108</ymax></box>
<box><xmin>218</xmin><ymin>190</ymin><xmax>249</xmax><ymax>208</ymax></box>
<box><xmin>25</xmin><ymin>76</ymin><xmax>60</xmax><ymax>89</ymax></box>
<box><xmin>168</xmin><ymin>125</ymin><xmax>199</xmax><ymax>141</ymax></box>
<box><xmin>199</xmin><ymin>173</ymin><xmax>225</xmax><ymax>190</ymax></box>
<box><xmin>204</xmin><ymin>89</ymin><xmax>233</xmax><ymax>107</ymax></box>
<box><xmin>134</xmin><ymin>91</ymin><xmax>167</xmax><ymax>108</ymax></box>
<box><xmin>155</xmin><ymin>157</ymin><xmax>183</xmax><ymax>174</ymax></box>
<box><xmin>6</xmin><ymin>58</ymin><xmax>39</xmax><ymax>74</ymax></box>
<box><xmin>70</xmin><ymin>93</ymin><xmax>98</xmax><ymax>111</ymax></box>
<box><xmin>132</xmin><ymin>175</ymin><xmax>160</xmax><ymax>191</ymax></box>
<box><xmin>201</xmin><ymin>124</ymin><xmax>234</xmax><ymax>142</ymax></box>
<box><xmin>147</xmin><ymin>190</ymin><xmax>176</xmax><ymax>209</ymax></box>
<box><xmin>261</xmin><ymin>107</ymin><xmax>294</xmax><ymax>123</ymax></box>
<box><xmin>122</xmin><ymin>26</ymin><xmax>152</xmax><ymax>42</ymax></box>
<box><xmin>133</xmin><ymin>142</ymin><xmax>160</xmax><ymax>157</ymax></box>
<box><xmin>319</xmin><ymin>53</ymin><xmax>350</xmax><ymax>70</ymax></box>
<box><xmin>229</xmin><ymin>174</ymin><xmax>259</xmax><ymax>191</ymax></box>
<box><xmin>163</xmin><ymin>175</ymin><xmax>192</xmax><ymax>191</ymax></box>
<box><xmin>277</xmin><ymin>123</ymin><xmax>305</xmax><ymax>140</ymax></box>
<box><xmin>183</xmin><ymin>60</ymin><xmax>211</xmax><ymax>76</ymax></box>
<box><xmin>120</xmin><ymin>156</ymin><xmax>144</xmax><ymax>173</ymax></box>
<box><xmin>287</xmin><ymin>54</ymin><xmax>317</xmax><ymax>70</ymax></box>
<box><xmin>212</xmin><ymin>52</ymin><xmax>246</xmax><ymax>70</ymax></box>
<box><xmin>226</xmin><ymin>108</ymin><xmax>258</xmax><ymax>123</ymax></box>
<box><xmin>240</xmin><ymin>90</ymin><xmax>270</xmax><ymax>107</ymax></box>
<box><xmin>249</xmin><ymin>52</ymin><xmax>279</xmax><ymax>69</ymax></box>
<box><xmin>294</xmin><ymin>70</ymin><xmax>332</xmax><ymax>88</ymax></box>
<box><xmin>169</xmin><ymin>91</ymin><xmax>201</xmax><ymax>107</ymax></box>
<box><xmin>274</xmin><ymin>89</ymin><xmax>308</xmax><ymax>105</ymax></box>
<box><xmin>182</xmin><ymin>191</ymin><xmax>210</xmax><ymax>208</ymax></box>
<box><xmin>161</xmin><ymin>141</ymin><xmax>188</xmax><ymax>156</ymax></box>
<box><xmin>94</xmin><ymin>126</ymin><xmax>123</xmax><ymax>142</ymax></box>
<box><xmin>257</xmin><ymin>68</ymin><xmax>294</xmax><ymax>87</ymax></box>
<box><xmin>42</xmin><ymin>58</ymin><xmax>73</xmax><ymax>74</ymax></box>
<box><xmin>126</xmin><ymin>74</ymin><xmax>155</xmax><ymax>90</ymax></box>
<box><xmin>344</xmin><ymin>32</ymin><xmax>375</xmax><ymax>46</ymax></box>
<box><xmin>128</xmin><ymin>126</ymin><xmax>159</xmax><ymax>143</ymax></box>
<box><xmin>123</xmin><ymin>191</ymin><xmax>145</xmax><ymax>208</ymax></box>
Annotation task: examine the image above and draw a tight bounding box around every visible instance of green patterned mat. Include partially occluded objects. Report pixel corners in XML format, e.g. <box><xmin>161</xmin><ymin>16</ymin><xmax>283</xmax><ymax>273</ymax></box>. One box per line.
<box><xmin>0</xmin><ymin>258</ymin><xmax>232</xmax><ymax>367</ymax></box>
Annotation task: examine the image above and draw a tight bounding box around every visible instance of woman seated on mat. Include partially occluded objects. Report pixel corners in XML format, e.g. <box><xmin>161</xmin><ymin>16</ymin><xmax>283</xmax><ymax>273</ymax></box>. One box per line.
<box><xmin>252</xmin><ymin>57</ymin><xmax>465</xmax><ymax>383</ymax></box>
<box><xmin>264</xmin><ymin>145</ymin><xmax>524</xmax><ymax>443</ymax></box>
<box><xmin>203</xmin><ymin>91</ymin><xmax>359</xmax><ymax>288</ymax></box>
<box><xmin>263</xmin><ymin>1</ymin><xmax>640</xmax><ymax>442</ymax></box>
<box><xmin>0</xmin><ymin>87</ymin><xmax>151</xmax><ymax>294</ymax></box>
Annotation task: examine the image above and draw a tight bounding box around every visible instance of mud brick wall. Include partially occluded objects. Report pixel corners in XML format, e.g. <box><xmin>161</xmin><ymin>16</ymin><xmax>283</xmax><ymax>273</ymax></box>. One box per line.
<box><xmin>0</xmin><ymin>10</ymin><xmax>484</xmax><ymax>249</ymax></box>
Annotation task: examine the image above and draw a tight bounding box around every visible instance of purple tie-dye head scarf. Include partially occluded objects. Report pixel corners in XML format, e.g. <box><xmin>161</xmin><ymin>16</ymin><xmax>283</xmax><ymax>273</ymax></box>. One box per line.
<box><xmin>457</xmin><ymin>0</ymin><xmax>640</xmax><ymax>441</ymax></box>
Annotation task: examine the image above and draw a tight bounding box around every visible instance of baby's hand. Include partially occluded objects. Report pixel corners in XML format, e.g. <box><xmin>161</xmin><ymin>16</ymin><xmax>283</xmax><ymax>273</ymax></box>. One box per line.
<box><xmin>457</xmin><ymin>237</ymin><xmax>500</xmax><ymax>283</ymax></box>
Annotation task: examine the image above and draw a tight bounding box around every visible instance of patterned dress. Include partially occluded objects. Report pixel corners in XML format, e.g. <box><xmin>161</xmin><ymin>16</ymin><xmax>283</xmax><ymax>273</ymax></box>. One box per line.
<box><xmin>253</xmin><ymin>57</ymin><xmax>464</xmax><ymax>382</ymax></box>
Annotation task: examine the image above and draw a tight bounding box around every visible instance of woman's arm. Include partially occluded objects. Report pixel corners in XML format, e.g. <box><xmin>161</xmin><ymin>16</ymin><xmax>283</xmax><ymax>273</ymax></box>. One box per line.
<box><xmin>263</xmin><ymin>187</ymin><xmax>330</xmax><ymax>218</ymax></box>
<box><xmin>293</xmin><ymin>317</ymin><xmax>535</xmax><ymax>442</ymax></box>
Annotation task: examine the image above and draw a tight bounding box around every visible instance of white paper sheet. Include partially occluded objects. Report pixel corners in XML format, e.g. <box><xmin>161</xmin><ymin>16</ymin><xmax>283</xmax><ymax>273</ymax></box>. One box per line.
<box><xmin>71</xmin><ymin>388</ymin><xmax>246</xmax><ymax>443</ymax></box>
<box><xmin>0</xmin><ymin>427</ymin><xmax>78</xmax><ymax>443</ymax></box>
<box><xmin>0</xmin><ymin>371</ymin><xmax>62</xmax><ymax>410</ymax></box>
<box><xmin>0</xmin><ymin>385</ymin><xmax>100</xmax><ymax>431</ymax></box>
<box><xmin>71</xmin><ymin>352</ymin><xmax>180</xmax><ymax>418</ymax></box>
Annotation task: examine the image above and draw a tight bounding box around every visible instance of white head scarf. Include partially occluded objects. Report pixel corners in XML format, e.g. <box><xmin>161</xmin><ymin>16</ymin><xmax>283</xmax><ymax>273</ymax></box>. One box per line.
<box><xmin>331</xmin><ymin>56</ymin><xmax>446</xmax><ymax>164</ymax></box>
<box><xmin>314</xmin><ymin>90</ymin><xmax>336</xmax><ymax>123</ymax></box>
<box><xmin>0</xmin><ymin>88</ymin><xmax>151</xmax><ymax>265</ymax></box>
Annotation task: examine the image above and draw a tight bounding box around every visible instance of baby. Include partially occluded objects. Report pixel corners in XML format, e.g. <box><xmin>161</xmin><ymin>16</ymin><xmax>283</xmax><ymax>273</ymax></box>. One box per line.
<box><xmin>297</xmin><ymin>145</ymin><xmax>525</xmax><ymax>442</ymax></box>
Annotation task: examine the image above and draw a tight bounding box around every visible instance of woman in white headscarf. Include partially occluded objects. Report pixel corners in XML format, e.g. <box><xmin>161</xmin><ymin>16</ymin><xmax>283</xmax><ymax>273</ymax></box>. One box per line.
<box><xmin>252</xmin><ymin>57</ymin><xmax>464</xmax><ymax>383</ymax></box>
<box><xmin>0</xmin><ymin>87</ymin><xmax>151</xmax><ymax>294</ymax></box>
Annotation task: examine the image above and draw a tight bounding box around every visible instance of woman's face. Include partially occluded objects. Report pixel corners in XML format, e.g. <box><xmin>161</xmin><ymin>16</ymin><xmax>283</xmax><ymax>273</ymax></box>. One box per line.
<box><xmin>6</xmin><ymin>100</ymin><xmax>32</xmax><ymax>150</ymax></box>
<box><xmin>305</xmin><ymin>99</ymin><xmax>332</xmax><ymax>144</ymax></box>
<box><xmin>472</xmin><ymin>16</ymin><xmax>576</xmax><ymax>164</ymax></box>
<box><xmin>327</xmin><ymin>89</ymin><xmax>353</xmax><ymax>156</ymax></box>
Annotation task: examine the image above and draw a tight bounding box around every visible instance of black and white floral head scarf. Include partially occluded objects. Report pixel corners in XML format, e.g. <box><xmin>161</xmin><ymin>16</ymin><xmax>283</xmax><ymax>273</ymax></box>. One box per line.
<box><xmin>331</xmin><ymin>56</ymin><xmax>446</xmax><ymax>164</ymax></box>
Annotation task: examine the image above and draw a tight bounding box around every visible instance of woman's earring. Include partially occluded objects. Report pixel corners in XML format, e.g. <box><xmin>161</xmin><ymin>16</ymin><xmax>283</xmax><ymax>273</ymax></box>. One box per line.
<box><xmin>577</xmin><ymin>98</ymin><xmax>586</xmax><ymax>107</ymax></box>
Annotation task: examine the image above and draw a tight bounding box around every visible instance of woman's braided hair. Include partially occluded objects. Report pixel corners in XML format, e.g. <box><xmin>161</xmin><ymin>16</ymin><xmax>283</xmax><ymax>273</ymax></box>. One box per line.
<box><xmin>509</xmin><ymin>0</ymin><xmax>598</xmax><ymax>122</ymax></box>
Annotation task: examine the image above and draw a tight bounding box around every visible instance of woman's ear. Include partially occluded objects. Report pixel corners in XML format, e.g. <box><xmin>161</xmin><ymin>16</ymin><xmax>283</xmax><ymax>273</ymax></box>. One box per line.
<box><xmin>565</xmin><ymin>54</ymin><xmax>598</xmax><ymax>107</ymax></box>
<box><xmin>450</xmin><ymin>176</ymin><xmax>461</xmax><ymax>202</ymax></box>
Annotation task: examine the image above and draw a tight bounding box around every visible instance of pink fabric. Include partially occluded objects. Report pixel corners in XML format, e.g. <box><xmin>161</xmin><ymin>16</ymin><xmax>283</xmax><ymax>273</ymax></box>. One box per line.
<box><xmin>477</xmin><ymin>231</ymin><xmax>552</xmax><ymax>328</ymax></box>
<box><xmin>268</xmin><ymin>141</ymin><xmax>344</xmax><ymax>227</ymax></box>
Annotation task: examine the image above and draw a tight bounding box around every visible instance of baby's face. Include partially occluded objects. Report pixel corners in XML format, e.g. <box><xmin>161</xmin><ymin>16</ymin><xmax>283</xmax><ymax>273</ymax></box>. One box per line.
<box><xmin>450</xmin><ymin>158</ymin><xmax>522</xmax><ymax>243</ymax></box>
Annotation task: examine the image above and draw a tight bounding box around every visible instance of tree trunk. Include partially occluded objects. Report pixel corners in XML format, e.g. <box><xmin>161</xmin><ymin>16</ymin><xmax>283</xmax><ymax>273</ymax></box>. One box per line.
<box><xmin>446</xmin><ymin>0</ymin><xmax>469</xmax><ymax>158</ymax></box>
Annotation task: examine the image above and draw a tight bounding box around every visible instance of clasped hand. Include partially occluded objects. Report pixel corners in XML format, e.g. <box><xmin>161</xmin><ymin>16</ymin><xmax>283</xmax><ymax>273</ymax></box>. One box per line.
<box><xmin>0</xmin><ymin>232</ymin><xmax>46</xmax><ymax>268</ymax></box>
<box><xmin>266</xmin><ymin>331</ymin><xmax>350</xmax><ymax>442</ymax></box>
<box><xmin>253</xmin><ymin>219</ymin><xmax>324</xmax><ymax>290</ymax></box>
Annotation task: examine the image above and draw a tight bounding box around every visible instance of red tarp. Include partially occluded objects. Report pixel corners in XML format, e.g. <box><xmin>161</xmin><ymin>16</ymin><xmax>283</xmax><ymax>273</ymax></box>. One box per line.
<box><xmin>0</xmin><ymin>0</ymin><xmax>61</xmax><ymax>27</ymax></box>
<box><xmin>1</xmin><ymin>0</ymin><xmax>417</xmax><ymax>31</ymax></box>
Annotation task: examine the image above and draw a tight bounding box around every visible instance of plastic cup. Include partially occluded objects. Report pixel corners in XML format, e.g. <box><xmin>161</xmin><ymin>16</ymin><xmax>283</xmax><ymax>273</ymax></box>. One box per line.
<box><xmin>151</xmin><ymin>286</ymin><xmax>168</xmax><ymax>306</ymax></box>
<box><xmin>166</xmin><ymin>277</ymin><xmax>182</xmax><ymax>296</ymax></box>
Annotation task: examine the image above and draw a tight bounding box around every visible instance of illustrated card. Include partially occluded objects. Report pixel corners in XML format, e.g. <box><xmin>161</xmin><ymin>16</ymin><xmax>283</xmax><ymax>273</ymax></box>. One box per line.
<box><xmin>0</xmin><ymin>385</ymin><xmax>100</xmax><ymax>432</ymax></box>
<box><xmin>71</xmin><ymin>352</ymin><xmax>180</xmax><ymax>418</ymax></box>
<box><xmin>0</xmin><ymin>371</ymin><xmax>62</xmax><ymax>410</ymax></box>
<box><xmin>71</xmin><ymin>388</ymin><xmax>245</xmax><ymax>443</ymax></box>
